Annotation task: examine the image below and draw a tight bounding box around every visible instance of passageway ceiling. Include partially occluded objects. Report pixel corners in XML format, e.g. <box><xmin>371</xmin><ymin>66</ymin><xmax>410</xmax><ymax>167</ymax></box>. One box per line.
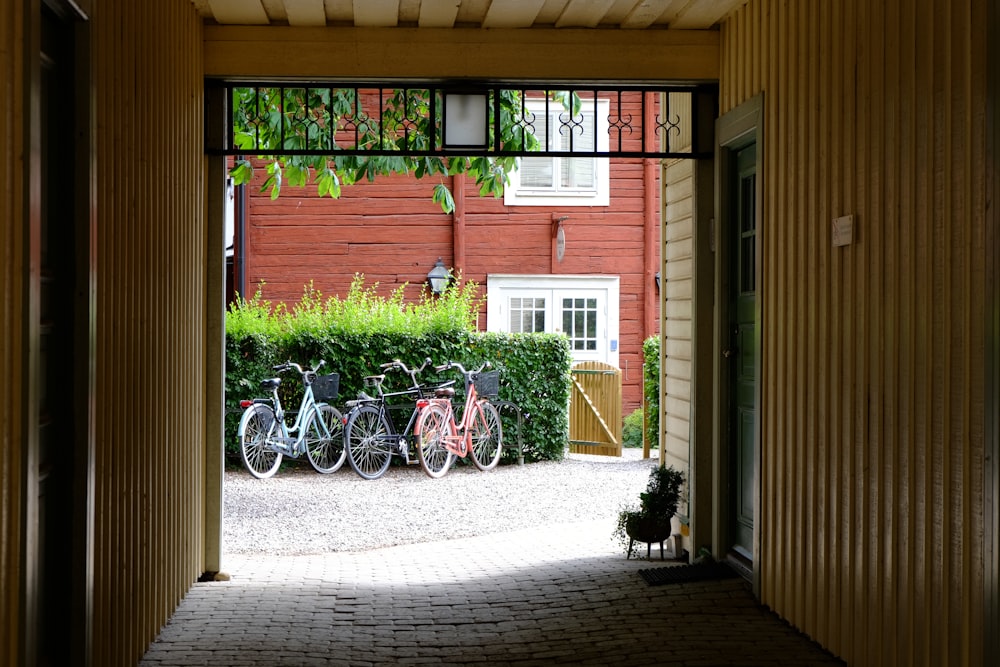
<box><xmin>190</xmin><ymin>0</ymin><xmax>747</xmax><ymax>31</ymax></box>
<box><xmin>197</xmin><ymin>2</ymin><xmax>739</xmax><ymax>82</ymax></box>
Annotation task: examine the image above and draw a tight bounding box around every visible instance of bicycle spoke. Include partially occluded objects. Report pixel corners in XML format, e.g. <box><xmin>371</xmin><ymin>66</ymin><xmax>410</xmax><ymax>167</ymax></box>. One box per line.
<box><xmin>469</xmin><ymin>401</ymin><xmax>503</xmax><ymax>471</ymax></box>
<box><xmin>417</xmin><ymin>403</ymin><xmax>454</xmax><ymax>479</ymax></box>
<box><xmin>345</xmin><ymin>405</ymin><xmax>393</xmax><ymax>480</ymax></box>
<box><xmin>240</xmin><ymin>405</ymin><xmax>282</xmax><ymax>479</ymax></box>
<box><xmin>305</xmin><ymin>404</ymin><xmax>347</xmax><ymax>473</ymax></box>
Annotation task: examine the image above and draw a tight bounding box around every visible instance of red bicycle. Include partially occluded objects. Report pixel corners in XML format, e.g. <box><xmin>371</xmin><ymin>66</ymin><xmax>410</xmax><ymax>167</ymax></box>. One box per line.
<box><xmin>413</xmin><ymin>361</ymin><xmax>503</xmax><ymax>478</ymax></box>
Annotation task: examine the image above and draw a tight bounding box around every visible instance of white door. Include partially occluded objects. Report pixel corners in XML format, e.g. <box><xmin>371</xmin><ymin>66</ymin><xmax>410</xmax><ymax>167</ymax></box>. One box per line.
<box><xmin>553</xmin><ymin>290</ymin><xmax>605</xmax><ymax>363</ymax></box>
<box><xmin>487</xmin><ymin>275</ymin><xmax>619</xmax><ymax>367</ymax></box>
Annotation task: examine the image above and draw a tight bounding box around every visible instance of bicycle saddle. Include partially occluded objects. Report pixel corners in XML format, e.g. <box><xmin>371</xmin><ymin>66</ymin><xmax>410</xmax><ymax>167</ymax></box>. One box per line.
<box><xmin>260</xmin><ymin>378</ymin><xmax>281</xmax><ymax>391</ymax></box>
<box><xmin>434</xmin><ymin>386</ymin><xmax>455</xmax><ymax>398</ymax></box>
<box><xmin>345</xmin><ymin>391</ymin><xmax>376</xmax><ymax>408</ymax></box>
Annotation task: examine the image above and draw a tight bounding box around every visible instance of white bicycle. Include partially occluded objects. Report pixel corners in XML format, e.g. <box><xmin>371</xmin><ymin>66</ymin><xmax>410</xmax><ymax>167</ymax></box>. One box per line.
<box><xmin>237</xmin><ymin>360</ymin><xmax>346</xmax><ymax>479</ymax></box>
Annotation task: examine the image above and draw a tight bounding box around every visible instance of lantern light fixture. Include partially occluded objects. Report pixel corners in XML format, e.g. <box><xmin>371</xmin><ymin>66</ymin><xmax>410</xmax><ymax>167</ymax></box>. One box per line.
<box><xmin>427</xmin><ymin>258</ymin><xmax>450</xmax><ymax>295</ymax></box>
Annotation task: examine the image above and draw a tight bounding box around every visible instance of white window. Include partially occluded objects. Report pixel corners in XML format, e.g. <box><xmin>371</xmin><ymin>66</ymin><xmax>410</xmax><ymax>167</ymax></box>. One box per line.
<box><xmin>503</xmin><ymin>98</ymin><xmax>610</xmax><ymax>207</ymax></box>
<box><xmin>487</xmin><ymin>275</ymin><xmax>619</xmax><ymax>366</ymax></box>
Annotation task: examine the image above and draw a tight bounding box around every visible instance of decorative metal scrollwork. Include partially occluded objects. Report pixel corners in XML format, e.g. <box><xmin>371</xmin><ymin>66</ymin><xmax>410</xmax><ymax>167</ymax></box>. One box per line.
<box><xmin>211</xmin><ymin>80</ymin><xmax>715</xmax><ymax>159</ymax></box>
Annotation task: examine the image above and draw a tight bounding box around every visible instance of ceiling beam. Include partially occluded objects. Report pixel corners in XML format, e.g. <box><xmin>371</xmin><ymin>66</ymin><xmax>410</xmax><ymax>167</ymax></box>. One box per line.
<box><xmin>282</xmin><ymin>0</ymin><xmax>325</xmax><ymax>26</ymax></box>
<box><xmin>669</xmin><ymin>0</ymin><xmax>744</xmax><ymax>28</ymax></box>
<box><xmin>353</xmin><ymin>0</ymin><xmax>399</xmax><ymax>27</ymax></box>
<box><xmin>207</xmin><ymin>0</ymin><xmax>269</xmax><ymax>25</ymax></box>
<box><xmin>622</xmin><ymin>0</ymin><xmax>675</xmax><ymax>28</ymax></box>
<box><xmin>418</xmin><ymin>0</ymin><xmax>461</xmax><ymax>28</ymax></box>
<box><xmin>555</xmin><ymin>0</ymin><xmax>617</xmax><ymax>28</ymax></box>
<box><xmin>483</xmin><ymin>0</ymin><xmax>545</xmax><ymax>29</ymax></box>
<box><xmin>203</xmin><ymin>25</ymin><xmax>719</xmax><ymax>81</ymax></box>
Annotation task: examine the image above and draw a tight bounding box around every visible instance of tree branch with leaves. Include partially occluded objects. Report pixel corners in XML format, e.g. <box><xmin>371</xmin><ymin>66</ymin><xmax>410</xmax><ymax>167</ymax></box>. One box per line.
<box><xmin>228</xmin><ymin>86</ymin><xmax>579</xmax><ymax>213</ymax></box>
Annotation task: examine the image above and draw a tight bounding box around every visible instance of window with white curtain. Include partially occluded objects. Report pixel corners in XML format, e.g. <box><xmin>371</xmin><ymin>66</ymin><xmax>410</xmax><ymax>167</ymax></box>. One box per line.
<box><xmin>503</xmin><ymin>98</ymin><xmax>610</xmax><ymax>207</ymax></box>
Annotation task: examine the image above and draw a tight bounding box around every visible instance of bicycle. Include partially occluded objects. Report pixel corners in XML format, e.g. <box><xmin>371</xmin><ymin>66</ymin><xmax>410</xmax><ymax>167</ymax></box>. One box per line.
<box><xmin>414</xmin><ymin>361</ymin><xmax>503</xmax><ymax>478</ymax></box>
<box><xmin>342</xmin><ymin>358</ymin><xmax>453</xmax><ymax>480</ymax></box>
<box><xmin>237</xmin><ymin>360</ymin><xmax>346</xmax><ymax>479</ymax></box>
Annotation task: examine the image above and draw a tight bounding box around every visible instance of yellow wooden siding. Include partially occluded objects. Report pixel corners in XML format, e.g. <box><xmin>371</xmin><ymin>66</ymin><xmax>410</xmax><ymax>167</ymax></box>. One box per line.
<box><xmin>92</xmin><ymin>1</ymin><xmax>205</xmax><ymax>664</ymax></box>
<box><xmin>662</xmin><ymin>157</ymin><xmax>695</xmax><ymax>471</ymax></box>
<box><xmin>720</xmin><ymin>1</ymin><xmax>985</xmax><ymax>665</ymax></box>
<box><xmin>0</xmin><ymin>0</ymin><xmax>25</xmax><ymax>663</ymax></box>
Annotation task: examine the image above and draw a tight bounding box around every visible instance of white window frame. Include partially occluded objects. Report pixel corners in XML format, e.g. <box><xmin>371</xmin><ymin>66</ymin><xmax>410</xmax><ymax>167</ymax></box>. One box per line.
<box><xmin>486</xmin><ymin>275</ymin><xmax>620</xmax><ymax>367</ymax></box>
<box><xmin>503</xmin><ymin>98</ymin><xmax>610</xmax><ymax>207</ymax></box>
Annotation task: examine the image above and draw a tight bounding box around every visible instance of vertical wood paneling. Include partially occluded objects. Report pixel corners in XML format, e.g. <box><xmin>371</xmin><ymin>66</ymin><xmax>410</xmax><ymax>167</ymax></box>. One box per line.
<box><xmin>0</xmin><ymin>0</ymin><xmax>24</xmax><ymax>664</ymax></box>
<box><xmin>92</xmin><ymin>0</ymin><xmax>204</xmax><ymax>664</ymax></box>
<box><xmin>721</xmin><ymin>1</ymin><xmax>986</xmax><ymax>665</ymax></box>
<box><xmin>661</xmin><ymin>157</ymin><xmax>694</xmax><ymax>469</ymax></box>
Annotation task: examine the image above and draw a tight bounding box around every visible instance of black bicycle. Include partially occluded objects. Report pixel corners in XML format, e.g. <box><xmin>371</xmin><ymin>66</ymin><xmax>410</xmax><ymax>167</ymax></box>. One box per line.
<box><xmin>342</xmin><ymin>358</ymin><xmax>453</xmax><ymax>480</ymax></box>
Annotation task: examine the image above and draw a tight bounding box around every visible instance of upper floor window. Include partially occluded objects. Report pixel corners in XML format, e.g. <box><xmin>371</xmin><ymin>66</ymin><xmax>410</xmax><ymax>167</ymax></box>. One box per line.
<box><xmin>503</xmin><ymin>98</ymin><xmax>610</xmax><ymax>207</ymax></box>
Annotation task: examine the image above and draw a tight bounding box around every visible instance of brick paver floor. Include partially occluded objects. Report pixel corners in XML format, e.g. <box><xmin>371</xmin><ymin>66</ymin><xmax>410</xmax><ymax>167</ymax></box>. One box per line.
<box><xmin>140</xmin><ymin>519</ymin><xmax>845</xmax><ymax>666</ymax></box>
<box><xmin>140</xmin><ymin>522</ymin><xmax>843</xmax><ymax>667</ymax></box>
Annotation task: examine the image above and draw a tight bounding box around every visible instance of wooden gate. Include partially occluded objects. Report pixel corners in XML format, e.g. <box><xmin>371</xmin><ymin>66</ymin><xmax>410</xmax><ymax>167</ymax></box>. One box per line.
<box><xmin>569</xmin><ymin>361</ymin><xmax>622</xmax><ymax>457</ymax></box>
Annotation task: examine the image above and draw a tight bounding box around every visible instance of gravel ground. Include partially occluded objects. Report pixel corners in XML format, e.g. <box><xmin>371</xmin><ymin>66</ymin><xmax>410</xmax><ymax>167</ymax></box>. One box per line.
<box><xmin>223</xmin><ymin>448</ymin><xmax>661</xmax><ymax>555</ymax></box>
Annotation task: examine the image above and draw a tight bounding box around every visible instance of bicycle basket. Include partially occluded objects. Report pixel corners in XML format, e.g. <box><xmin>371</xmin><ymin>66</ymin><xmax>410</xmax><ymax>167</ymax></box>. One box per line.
<box><xmin>472</xmin><ymin>370</ymin><xmax>499</xmax><ymax>399</ymax></box>
<box><xmin>312</xmin><ymin>373</ymin><xmax>340</xmax><ymax>401</ymax></box>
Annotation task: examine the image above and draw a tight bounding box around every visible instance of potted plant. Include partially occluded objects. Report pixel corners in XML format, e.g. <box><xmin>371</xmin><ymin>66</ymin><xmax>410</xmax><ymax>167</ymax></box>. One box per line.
<box><xmin>614</xmin><ymin>465</ymin><xmax>684</xmax><ymax>559</ymax></box>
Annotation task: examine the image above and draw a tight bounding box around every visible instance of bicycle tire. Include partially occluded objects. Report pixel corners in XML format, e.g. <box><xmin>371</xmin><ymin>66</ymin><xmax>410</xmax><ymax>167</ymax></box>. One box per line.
<box><xmin>344</xmin><ymin>405</ymin><xmax>393</xmax><ymax>480</ymax></box>
<box><xmin>469</xmin><ymin>400</ymin><xmax>503</xmax><ymax>471</ymax></box>
<box><xmin>416</xmin><ymin>402</ymin><xmax>455</xmax><ymax>479</ymax></box>
<box><xmin>304</xmin><ymin>403</ymin><xmax>346</xmax><ymax>474</ymax></box>
<box><xmin>238</xmin><ymin>403</ymin><xmax>282</xmax><ymax>479</ymax></box>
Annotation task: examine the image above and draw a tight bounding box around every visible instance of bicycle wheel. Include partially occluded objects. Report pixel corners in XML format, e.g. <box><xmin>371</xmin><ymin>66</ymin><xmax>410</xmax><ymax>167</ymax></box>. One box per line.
<box><xmin>416</xmin><ymin>402</ymin><xmax>455</xmax><ymax>479</ymax></box>
<box><xmin>469</xmin><ymin>400</ymin><xmax>503</xmax><ymax>471</ymax></box>
<box><xmin>304</xmin><ymin>403</ymin><xmax>346</xmax><ymax>474</ymax></box>
<box><xmin>344</xmin><ymin>405</ymin><xmax>393</xmax><ymax>480</ymax></box>
<box><xmin>238</xmin><ymin>403</ymin><xmax>282</xmax><ymax>479</ymax></box>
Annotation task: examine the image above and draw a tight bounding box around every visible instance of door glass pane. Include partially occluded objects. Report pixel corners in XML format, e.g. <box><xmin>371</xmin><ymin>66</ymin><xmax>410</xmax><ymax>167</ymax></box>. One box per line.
<box><xmin>562</xmin><ymin>297</ymin><xmax>598</xmax><ymax>351</ymax></box>
<box><xmin>510</xmin><ymin>297</ymin><xmax>546</xmax><ymax>333</ymax></box>
<box><xmin>740</xmin><ymin>173</ymin><xmax>756</xmax><ymax>293</ymax></box>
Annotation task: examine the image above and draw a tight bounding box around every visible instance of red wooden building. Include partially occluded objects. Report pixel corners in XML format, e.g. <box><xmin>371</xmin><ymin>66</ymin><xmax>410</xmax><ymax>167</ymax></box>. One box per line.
<box><xmin>229</xmin><ymin>95</ymin><xmax>661</xmax><ymax>412</ymax></box>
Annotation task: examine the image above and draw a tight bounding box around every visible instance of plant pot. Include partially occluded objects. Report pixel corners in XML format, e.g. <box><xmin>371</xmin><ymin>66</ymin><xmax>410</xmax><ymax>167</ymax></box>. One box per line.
<box><xmin>625</xmin><ymin>515</ymin><xmax>673</xmax><ymax>559</ymax></box>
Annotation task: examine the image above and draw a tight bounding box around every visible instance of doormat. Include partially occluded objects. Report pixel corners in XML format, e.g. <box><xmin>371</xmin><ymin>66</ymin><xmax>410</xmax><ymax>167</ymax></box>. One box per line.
<box><xmin>638</xmin><ymin>561</ymin><xmax>740</xmax><ymax>586</ymax></box>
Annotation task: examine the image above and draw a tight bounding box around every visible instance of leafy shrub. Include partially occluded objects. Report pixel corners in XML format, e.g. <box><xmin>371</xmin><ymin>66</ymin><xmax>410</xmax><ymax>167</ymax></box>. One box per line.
<box><xmin>225</xmin><ymin>278</ymin><xmax>571</xmax><ymax>466</ymax></box>
<box><xmin>643</xmin><ymin>336</ymin><xmax>660</xmax><ymax>450</ymax></box>
<box><xmin>622</xmin><ymin>408</ymin><xmax>644</xmax><ymax>448</ymax></box>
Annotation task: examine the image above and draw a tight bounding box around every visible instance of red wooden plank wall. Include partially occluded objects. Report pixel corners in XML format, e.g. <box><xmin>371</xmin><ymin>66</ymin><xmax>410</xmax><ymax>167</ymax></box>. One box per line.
<box><xmin>239</xmin><ymin>94</ymin><xmax>659</xmax><ymax>412</ymax></box>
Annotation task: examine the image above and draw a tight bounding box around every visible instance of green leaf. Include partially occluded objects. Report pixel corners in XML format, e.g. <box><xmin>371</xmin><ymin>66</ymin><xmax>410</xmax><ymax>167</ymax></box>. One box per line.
<box><xmin>432</xmin><ymin>183</ymin><xmax>455</xmax><ymax>213</ymax></box>
<box><xmin>229</xmin><ymin>159</ymin><xmax>253</xmax><ymax>185</ymax></box>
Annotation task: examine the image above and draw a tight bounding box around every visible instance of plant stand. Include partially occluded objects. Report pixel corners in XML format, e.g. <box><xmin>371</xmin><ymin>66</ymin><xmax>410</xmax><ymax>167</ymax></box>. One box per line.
<box><xmin>625</xmin><ymin>516</ymin><xmax>673</xmax><ymax>560</ymax></box>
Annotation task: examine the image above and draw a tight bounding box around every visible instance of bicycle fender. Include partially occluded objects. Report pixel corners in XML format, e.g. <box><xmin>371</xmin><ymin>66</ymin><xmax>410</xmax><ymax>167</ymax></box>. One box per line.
<box><xmin>237</xmin><ymin>403</ymin><xmax>276</xmax><ymax>438</ymax></box>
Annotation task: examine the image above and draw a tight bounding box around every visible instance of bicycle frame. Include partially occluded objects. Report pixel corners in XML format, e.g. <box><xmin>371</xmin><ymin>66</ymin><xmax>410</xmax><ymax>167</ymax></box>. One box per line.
<box><xmin>415</xmin><ymin>364</ymin><xmax>495</xmax><ymax>458</ymax></box>
<box><xmin>268</xmin><ymin>384</ymin><xmax>320</xmax><ymax>454</ymax></box>
<box><xmin>353</xmin><ymin>383</ymin><xmax>423</xmax><ymax>457</ymax></box>
<box><xmin>342</xmin><ymin>358</ymin><xmax>452</xmax><ymax>479</ymax></box>
<box><xmin>243</xmin><ymin>363</ymin><xmax>327</xmax><ymax>457</ymax></box>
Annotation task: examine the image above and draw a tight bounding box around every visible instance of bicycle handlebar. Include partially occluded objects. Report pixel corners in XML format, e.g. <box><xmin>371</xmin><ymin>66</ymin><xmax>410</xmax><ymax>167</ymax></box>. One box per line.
<box><xmin>379</xmin><ymin>357</ymin><xmax>433</xmax><ymax>381</ymax></box>
<box><xmin>272</xmin><ymin>359</ymin><xmax>326</xmax><ymax>383</ymax></box>
<box><xmin>434</xmin><ymin>360</ymin><xmax>490</xmax><ymax>376</ymax></box>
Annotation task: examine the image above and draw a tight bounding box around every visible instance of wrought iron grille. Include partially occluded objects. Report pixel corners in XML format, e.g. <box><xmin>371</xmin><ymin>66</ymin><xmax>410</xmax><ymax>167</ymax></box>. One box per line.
<box><xmin>206</xmin><ymin>80</ymin><xmax>715</xmax><ymax>159</ymax></box>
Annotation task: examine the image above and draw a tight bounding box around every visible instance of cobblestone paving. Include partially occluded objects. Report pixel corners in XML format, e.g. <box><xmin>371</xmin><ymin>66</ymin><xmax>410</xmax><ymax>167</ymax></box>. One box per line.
<box><xmin>140</xmin><ymin>519</ymin><xmax>846</xmax><ymax>666</ymax></box>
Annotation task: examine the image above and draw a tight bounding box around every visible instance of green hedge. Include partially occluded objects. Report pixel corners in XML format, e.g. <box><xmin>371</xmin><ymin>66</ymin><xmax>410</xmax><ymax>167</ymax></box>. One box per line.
<box><xmin>225</xmin><ymin>330</ymin><xmax>571</xmax><ymax>464</ymax></box>
<box><xmin>643</xmin><ymin>336</ymin><xmax>660</xmax><ymax>449</ymax></box>
<box><xmin>224</xmin><ymin>280</ymin><xmax>571</xmax><ymax>464</ymax></box>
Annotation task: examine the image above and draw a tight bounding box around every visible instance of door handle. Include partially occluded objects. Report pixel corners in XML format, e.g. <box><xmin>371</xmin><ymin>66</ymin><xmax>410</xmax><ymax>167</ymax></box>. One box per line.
<box><xmin>722</xmin><ymin>347</ymin><xmax>738</xmax><ymax>359</ymax></box>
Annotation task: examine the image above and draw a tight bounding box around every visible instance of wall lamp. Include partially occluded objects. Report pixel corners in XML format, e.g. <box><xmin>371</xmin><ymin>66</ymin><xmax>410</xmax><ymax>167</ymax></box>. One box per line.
<box><xmin>442</xmin><ymin>91</ymin><xmax>489</xmax><ymax>151</ymax></box>
<box><xmin>427</xmin><ymin>258</ymin><xmax>451</xmax><ymax>295</ymax></box>
<box><xmin>654</xmin><ymin>271</ymin><xmax>661</xmax><ymax>294</ymax></box>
